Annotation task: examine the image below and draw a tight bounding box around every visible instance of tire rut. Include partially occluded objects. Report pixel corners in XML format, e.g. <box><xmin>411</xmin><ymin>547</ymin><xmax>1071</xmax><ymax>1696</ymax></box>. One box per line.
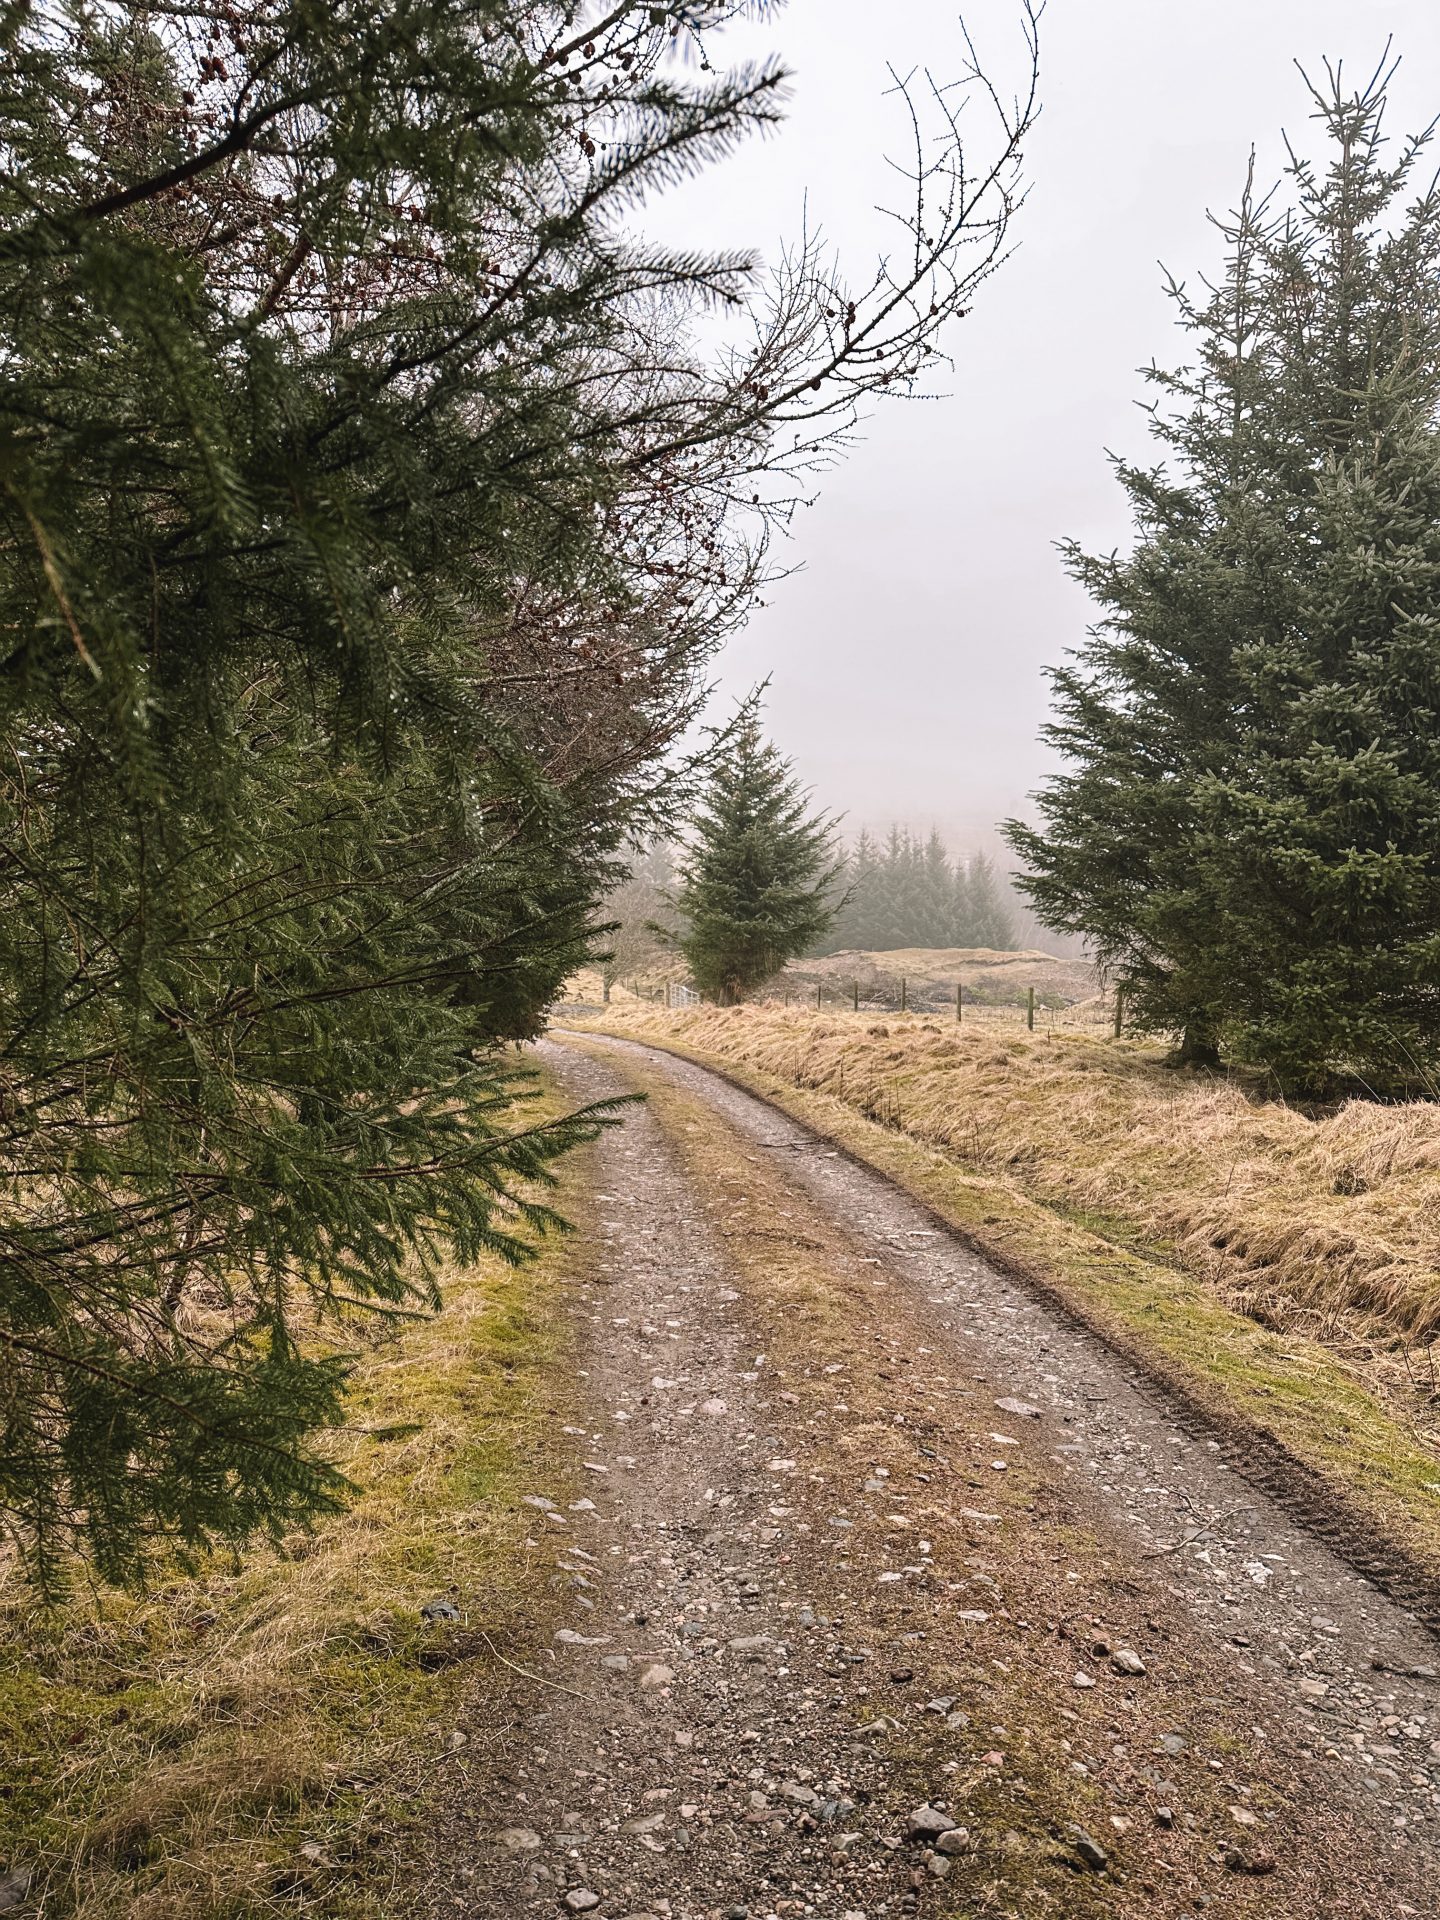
<box><xmin>574</xmin><ymin>1027</ymin><xmax>1440</xmax><ymax>1641</ymax></box>
<box><xmin>419</xmin><ymin>1033</ymin><xmax>1440</xmax><ymax>1920</ymax></box>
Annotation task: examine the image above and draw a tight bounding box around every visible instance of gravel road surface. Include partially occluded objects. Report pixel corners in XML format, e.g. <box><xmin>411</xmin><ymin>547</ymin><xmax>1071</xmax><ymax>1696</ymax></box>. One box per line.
<box><xmin>425</xmin><ymin>1032</ymin><xmax>1440</xmax><ymax>1920</ymax></box>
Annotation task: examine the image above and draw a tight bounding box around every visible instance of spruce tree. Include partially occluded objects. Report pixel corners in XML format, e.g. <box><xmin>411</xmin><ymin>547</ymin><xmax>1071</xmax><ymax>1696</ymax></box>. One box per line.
<box><xmin>821</xmin><ymin>829</ymin><xmax>881</xmax><ymax>953</ymax></box>
<box><xmin>871</xmin><ymin>828</ymin><xmax>914</xmax><ymax>948</ymax></box>
<box><xmin>1010</xmin><ymin>61</ymin><xmax>1440</xmax><ymax>1090</ymax></box>
<box><xmin>920</xmin><ymin>830</ymin><xmax>959</xmax><ymax>946</ymax></box>
<box><xmin>0</xmin><ymin>0</ymin><xmax>1037</xmax><ymax>1588</ymax></box>
<box><xmin>677</xmin><ymin>717</ymin><xmax>841</xmax><ymax>1002</ymax></box>
<box><xmin>964</xmin><ymin>853</ymin><xmax>1018</xmax><ymax>951</ymax></box>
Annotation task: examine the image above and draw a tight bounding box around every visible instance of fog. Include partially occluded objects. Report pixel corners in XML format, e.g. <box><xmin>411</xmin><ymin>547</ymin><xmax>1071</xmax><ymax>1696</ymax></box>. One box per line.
<box><xmin>661</xmin><ymin>0</ymin><xmax>1440</xmax><ymax>857</ymax></box>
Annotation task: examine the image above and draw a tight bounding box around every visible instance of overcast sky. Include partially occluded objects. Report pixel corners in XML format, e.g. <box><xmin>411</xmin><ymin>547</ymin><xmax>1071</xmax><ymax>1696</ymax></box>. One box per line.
<box><xmin>660</xmin><ymin>0</ymin><xmax>1440</xmax><ymax>854</ymax></box>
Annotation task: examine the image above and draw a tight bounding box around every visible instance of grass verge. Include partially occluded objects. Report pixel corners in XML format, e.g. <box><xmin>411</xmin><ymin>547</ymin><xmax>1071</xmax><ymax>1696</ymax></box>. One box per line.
<box><xmin>0</xmin><ymin>1093</ymin><xmax>587</xmax><ymax>1920</ymax></box>
<box><xmin>569</xmin><ymin>1007</ymin><xmax>1440</xmax><ymax>1598</ymax></box>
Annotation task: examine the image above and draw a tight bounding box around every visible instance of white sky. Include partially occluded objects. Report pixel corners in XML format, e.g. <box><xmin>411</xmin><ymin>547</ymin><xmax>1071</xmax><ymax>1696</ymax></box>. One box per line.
<box><xmin>660</xmin><ymin>0</ymin><xmax>1440</xmax><ymax>853</ymax></box>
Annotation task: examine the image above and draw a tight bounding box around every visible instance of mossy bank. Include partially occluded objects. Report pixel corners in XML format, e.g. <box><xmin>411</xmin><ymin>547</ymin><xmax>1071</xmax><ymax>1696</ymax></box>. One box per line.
<box><xmin>0</xmin><ymin>1087</ymin><xmax>589</xmax><ymax>1920</ymax></box>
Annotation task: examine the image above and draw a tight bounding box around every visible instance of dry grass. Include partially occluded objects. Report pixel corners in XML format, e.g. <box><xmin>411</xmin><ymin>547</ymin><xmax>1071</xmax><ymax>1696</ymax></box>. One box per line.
<box><xmin>562</xmin><ymin>946</ymin><xmax>1102</xmax><ymax>1023</ymax></box>
<box><xmin>583</xmin><ymin>1003</ymin><xmax>1440</xmax><ymax>1347</ymax></box>
<box><xmin>0</xmin><ymin>1117</ymin><xmax>585</xmax><ymax>1919</ymax></box>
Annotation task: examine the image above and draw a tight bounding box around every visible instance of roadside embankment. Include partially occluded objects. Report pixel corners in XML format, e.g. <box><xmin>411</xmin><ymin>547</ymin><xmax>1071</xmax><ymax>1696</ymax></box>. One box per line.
<box><xmin>570</xmin><ymin>1003</ymin><xmax>1440</xmax><ymax>1591</ymax></box>
<box><xmin>0</xmin><ymin>1090</ymin><xmax>584</xmax><ymax>1920</ymax></box>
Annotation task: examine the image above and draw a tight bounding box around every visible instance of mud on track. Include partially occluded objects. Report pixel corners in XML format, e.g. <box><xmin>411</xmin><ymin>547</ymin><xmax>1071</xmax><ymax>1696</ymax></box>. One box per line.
<box><xmin>419</xmin><ymin>1031</ymin><xmax>1440</xmax><ymax>1920</ymax></box>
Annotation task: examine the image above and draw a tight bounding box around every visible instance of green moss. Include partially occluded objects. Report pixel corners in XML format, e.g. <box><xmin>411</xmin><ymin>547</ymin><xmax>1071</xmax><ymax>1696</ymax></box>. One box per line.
<box><xmin>0</xmin><ymin>1086</ymin><xmax>589</xmax><ymax>1919</ymax></box>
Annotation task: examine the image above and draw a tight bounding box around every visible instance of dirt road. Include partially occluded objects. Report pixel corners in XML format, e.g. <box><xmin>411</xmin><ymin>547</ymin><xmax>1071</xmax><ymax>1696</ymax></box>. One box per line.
<box><xmin>425</xmin><ymin>1032</ymin><xmax>1440</xmax><ymax>1920</ymax></box>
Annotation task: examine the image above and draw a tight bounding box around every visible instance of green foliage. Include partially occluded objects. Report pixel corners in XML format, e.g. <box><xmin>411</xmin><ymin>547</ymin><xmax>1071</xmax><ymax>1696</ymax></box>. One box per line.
<box><xmin>0</xmin><ymin>1</ymin><xmax>1037</xmax><ymax>1585</ymax></box>
<box><xmin>820</xmin><ymin>826</ymin><xmax>1017</xmax><ymax>952</ymax></box>
<box><xmin>1009</xmin><ymin>62</ymin><xmax>1440</xmax><ymax>1091</ymax></box>
<box><xmin>676</xmin><ymin>715</ymin><xmax>840</xmax><ymax>1002</ymax></box>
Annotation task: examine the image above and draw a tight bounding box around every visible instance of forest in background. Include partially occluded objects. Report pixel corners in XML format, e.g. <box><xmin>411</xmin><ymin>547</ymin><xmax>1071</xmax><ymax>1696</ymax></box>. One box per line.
<box><xmin>818</xmin><ymin>826</ymin><xmax>1018</xmax><ymax>953</ymax></box>
<box><xmin>592</xmin><ymin>822</ymin><xmax>1044</xmax><ymax>999</ymax></box>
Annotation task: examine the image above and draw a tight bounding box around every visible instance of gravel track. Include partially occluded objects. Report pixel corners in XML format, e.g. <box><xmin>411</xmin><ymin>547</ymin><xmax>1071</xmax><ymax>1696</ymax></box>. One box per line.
<box><xmin>425</xmin><ymin>1032</ymin><xmax>1440</xmax><ymax>1920</ymax></box>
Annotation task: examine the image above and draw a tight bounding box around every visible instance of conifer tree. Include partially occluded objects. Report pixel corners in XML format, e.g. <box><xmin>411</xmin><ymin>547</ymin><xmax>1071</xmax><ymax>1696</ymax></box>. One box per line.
<box><xmin>1010</xmin><ymin>60</ymin><xmax>1440</xmax><ymax>1090</ymax></box>
<box><xmin>816</xmin><ymin>826</ymin><xmax>1022</xmax><ymax>954</ymax></box>
<box><xmin>963</xmin><ymin>853</ymin><xmax>1018</xmax><ymax>951</ymax></box>
<box><xmin>824</xmin><ymin>829</ymin><xmax>881</xmax><ymax>952</ymax></box>
<box><xmin>872</xmin><ymin>827</ymin><xmax>914</xmax><ymax>948</ymax></box>
<box><xmin>951</xmin><ymin>856</ymin><xmax>975</xmax><ymax>946</ymax></box>
<box><xmin>0</xmin><ymin>0</ymin><xmax>1038</xmax><ymax>1587</ymax></box>
<box><xmin>920</xmin><ymin>830</ymin><xmax>958</xmax><ymax>945</ymax></box>
<box><xmin>677</xmin><ymin>717</ymin><xmax>841</xmax><ymax>1002</ymax></box>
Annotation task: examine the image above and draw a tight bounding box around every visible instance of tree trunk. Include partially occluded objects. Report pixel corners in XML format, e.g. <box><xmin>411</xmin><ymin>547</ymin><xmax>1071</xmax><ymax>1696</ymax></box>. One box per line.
<box><xmin>1176</xmin><ymin>1016</ymin><xmax>1222</xmax><ymax>1069</ymax></box>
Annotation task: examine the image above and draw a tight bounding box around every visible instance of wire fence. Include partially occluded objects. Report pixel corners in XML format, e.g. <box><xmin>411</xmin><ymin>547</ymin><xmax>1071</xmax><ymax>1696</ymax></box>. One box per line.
<box><xmin>756</xmin><ymin>978</ymin><xmax>1120</xmax><ymax>1036</ymax></box>
<box><xmin>564</xmin><ymin>971</ymin><xmax>1121</xmax><ymax>1036</ymax></box>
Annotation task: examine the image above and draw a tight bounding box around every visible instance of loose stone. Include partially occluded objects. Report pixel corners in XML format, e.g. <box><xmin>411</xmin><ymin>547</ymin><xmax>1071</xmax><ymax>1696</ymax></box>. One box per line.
<box><xmin>1068</xmin><ymin>1826</ymin><xmax>1109</xmax><ymax>1870</ymax></box>
<box><xmin>907</xmin><ymin>1804</ymin><xmax>959</xmax><ymax>1841</ymax></box>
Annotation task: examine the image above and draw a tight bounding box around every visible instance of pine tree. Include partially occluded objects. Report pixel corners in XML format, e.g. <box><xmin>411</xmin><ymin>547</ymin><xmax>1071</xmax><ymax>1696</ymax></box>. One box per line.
<box><xmin>1010</xmin><ymin>62</ymin><xmax>1440</xmax><ymax>1090</ymax></box>
<box><xmin>963</xmin><ymin>853</ymin><xmax>1018</xmax><ymax>951</ymax></box>
<box><xmin>0</xmin><ymin>1</ymin><xmax>1036</xmax><ymax>1588</ymax></box>
<box><xmin>818</xmin><ymin>826</ymin><xmax>1022</xmax><ymax>953</ymax></box>
<box><xmin>920</xmin><ymin>830</ymin><xmax>958</xmax><ymax>946</ymax></box>
<box><xmin>821</xmin><ymin>829</ymin><xmax>881</xmax><ymax>953</ymax></box>
<box><xmin>677</xmin><ymin>717</ymin><xmax>841</xmax><ymax>1002</ymax></box>
<box><xmin>951</xmin><ymin>856</ymin><xmax>975</xmax><ymax>946</ymax></box>
<box><xmin>870</xmin><ymin>827</ymin><xmax>911</xmax><ymax>948</ymax></box>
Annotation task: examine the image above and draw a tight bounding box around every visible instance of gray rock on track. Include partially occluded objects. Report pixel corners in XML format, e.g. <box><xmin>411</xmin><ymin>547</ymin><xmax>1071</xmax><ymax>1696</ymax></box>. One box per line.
<box><xmin>1069</xmin><ymin>1826</ymin><xmax>1110</xmax><ymax>1870</ymax></box>
<box><xmin>906</xmin><ymin>1803</ymin><xmax>961</xmax><ymax>1841</ymax></box>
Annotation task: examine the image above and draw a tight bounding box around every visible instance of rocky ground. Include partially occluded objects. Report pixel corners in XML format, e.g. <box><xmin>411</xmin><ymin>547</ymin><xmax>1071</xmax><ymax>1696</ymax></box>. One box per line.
<box><xmin>418</xmin><ymin>1032</ymin><xmax>1440</xmax><ymax>1920</ymax></box>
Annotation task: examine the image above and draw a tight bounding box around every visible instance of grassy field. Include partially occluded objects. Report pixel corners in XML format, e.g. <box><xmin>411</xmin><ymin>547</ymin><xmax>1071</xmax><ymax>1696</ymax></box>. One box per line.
<box><xmin>0</xmin><ymin>1098</ymin><xmax>586</xmax><ymax>1920</ymax></box>
<box><xmin>566</xmin><ymin>944</ymin><xmax>1102</xmax><ymax>1023</ymax></box>
<box><xmin>572</xmin><ymin>1001</ymin><xmax>1440</xmax><ymax>1579</ymax></box>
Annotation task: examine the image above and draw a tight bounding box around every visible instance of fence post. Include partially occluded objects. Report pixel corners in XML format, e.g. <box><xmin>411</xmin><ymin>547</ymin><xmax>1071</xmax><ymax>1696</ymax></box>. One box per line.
<box><xmin>784</xmin><ymin>989</ymin><xmax>789</xmax><ymax>1008</ymax></box>
<box><xmin>956</xmin><ymin>982</ymin><xmax>963</xmax><ymax>1024</ymax></box>
<box><xmin>665</xmin><ymin>980</ymin><xmax>671</xmax><ymax>1009</ymax></box>
<box><xmin>1026</xmin><ymin>986</ymin><xmax>1035</xmax><ymax>1031</ymax></box>
<box><xmin>901</xmin><ymin>976</ymin><xmax>908</xmax><ymax>1013</ymax></box>
<box><xmin>1114</xmin><ymin>987</ymin><xmax>1124</xmax><ymax>1039</ymax></box>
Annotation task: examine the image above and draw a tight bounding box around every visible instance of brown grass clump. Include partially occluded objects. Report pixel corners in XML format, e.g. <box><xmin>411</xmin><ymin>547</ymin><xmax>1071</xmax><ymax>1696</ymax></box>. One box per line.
<box><xmin>579</xmin><ymin>1004</ymin><xmax>1440</xmax><ymax>1351</ymax></box>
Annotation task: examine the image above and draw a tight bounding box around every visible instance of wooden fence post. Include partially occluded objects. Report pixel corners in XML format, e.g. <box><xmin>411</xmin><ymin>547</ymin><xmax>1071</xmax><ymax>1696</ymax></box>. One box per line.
<box><xmin>1026</xmin><ymin>986</ymin><xmax>1035</xmax><ymax>1031</ymax></box>
<box><xmin>816</xmin><ymin>982</ymin><xmax>822</xmax><ymax>1010</ymax></box>
<box><xmin>1114</xmin><ymin>988</ymin><xmax>1124</xmax><ymax>1039</ymax></box>
<box><xmin>901</xmin><ymin>976</ymin><xmax>908</xmax><ymax>1013</ymax></box>
<box><xmin>956</xmin><ymin>982</ymin><xmax>963</xmax><ymax>1024</ymax></box>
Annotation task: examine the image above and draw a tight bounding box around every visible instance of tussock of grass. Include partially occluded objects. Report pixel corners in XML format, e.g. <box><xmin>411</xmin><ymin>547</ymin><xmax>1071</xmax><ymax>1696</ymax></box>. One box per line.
<box><xmin>0</xmin><ymin>1153</ymin><xmax>581</xmax><ymax>1918</ymax></box>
